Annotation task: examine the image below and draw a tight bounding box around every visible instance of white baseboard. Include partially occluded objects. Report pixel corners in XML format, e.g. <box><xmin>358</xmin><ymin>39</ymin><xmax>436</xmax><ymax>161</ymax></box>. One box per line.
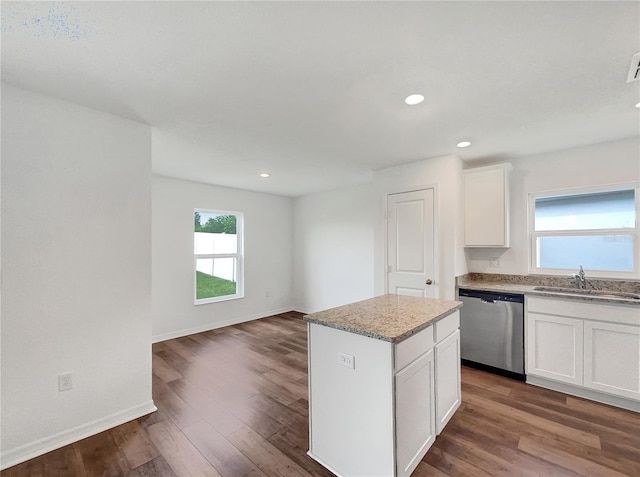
<box><xmin>293</xmin><ymin>307</ymin><xmax>313</xmax><ymax>315</ymax></box>
<box><xmin>1</xmin><ymin>400</ymin><xmax>157</xmax><ymax>471</ymax></box>
<box><xmin>152</xmin><ymin>306</ymin><xmax>293</xmax><ymax>343</ymax></box>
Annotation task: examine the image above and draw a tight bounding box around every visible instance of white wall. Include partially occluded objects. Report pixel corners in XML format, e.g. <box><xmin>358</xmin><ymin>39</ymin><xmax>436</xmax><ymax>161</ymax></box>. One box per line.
<box><xmin>465</xmin><ymin>137</ymin><xmax>640</xmax><ymax>275</ymax></box>
<box><xmin>292</xmin><ymin>184</ymin><xmax>375</xmax><ymax>313</ymax></box>
<box><xmin>152</xmin><ymin>175</ymin><xmax>293</xmax><ymax>341</ymax></box>
<box><xmin>292</xmin><ymin>155</ymin><xmax>466</xmax><ymax>312</ymax></box>
<box><xmin>373</xmin><ymin>155</ymin><xmax>466</xmax><ymax>300</ymax></box>
<box><xmin>1</xmin><ymin>84</ymin><xmax>155</xmax><ymax>468</ymax></box>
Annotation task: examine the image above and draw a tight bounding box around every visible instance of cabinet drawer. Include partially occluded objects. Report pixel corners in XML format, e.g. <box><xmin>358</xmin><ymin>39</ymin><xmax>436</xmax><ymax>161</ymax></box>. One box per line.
<box><xmin>396</xmin><ymin>325</ymin><xmax>434</xmax><ymax>372</ymax></box>
<box><xmin>435</xmin><ymin>311</ymin><xmax>460</xmax><ymax>342</ymax></box>
<box><xmin>527</xmin><ymin>297</ymin><xmax>640</xmax><ymax>326</ymax></box>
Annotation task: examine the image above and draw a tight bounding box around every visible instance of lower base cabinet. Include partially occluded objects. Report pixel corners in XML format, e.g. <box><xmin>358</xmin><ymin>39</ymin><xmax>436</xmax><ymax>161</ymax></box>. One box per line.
<box><xmin>527</xmin><ymin>312</ymin><xmax>584</xmax><ymax>385</ymax></box>
<box><xmin>395</xmin><ymin>349</ymin><xmax>435</xmax><ymax>477</ymax></box>
<box><xmin>527</xmin><ymin>297</ymin><xmax>640</xmax><ymax>405</ymax></box>
<box><xmin>435</xmin><ymin>329</ymin><xmax>461</xmax><ymax>434</ymax></box>
<box><xmin>307</xmin><ymin>311</ymin><xmax>461</xmax><ymax>477</ymax></box>
<box><xmin>584</xmin><ymin>320</ymin><xmax>639</xmax><ymax>400</ymax></box>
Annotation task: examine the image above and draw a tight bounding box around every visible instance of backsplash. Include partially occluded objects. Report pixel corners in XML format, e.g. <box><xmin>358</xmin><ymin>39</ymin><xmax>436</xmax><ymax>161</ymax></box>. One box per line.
<box><xmin>457</xmin><ymin>273</ymin><xmax>640</xmax><ymax>294</ymax></box>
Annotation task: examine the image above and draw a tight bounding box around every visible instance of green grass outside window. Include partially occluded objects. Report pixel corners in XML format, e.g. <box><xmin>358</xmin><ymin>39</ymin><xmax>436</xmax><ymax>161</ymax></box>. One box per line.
<box><xmin>196</xmin><ymin>271</ymin><xmax>236</xmax><ymax>299</ymax></box>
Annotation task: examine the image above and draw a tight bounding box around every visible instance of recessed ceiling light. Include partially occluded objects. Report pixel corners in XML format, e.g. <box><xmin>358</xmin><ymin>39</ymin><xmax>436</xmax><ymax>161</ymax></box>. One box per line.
<box><xmin>404</xmin><ymin>94</ymin><xmax>424</xmax><ymax>106</ymax></box>
<box><xmin>456</xmin><ymin>141</ymin><xmax>471</xmax><ymax>148</ymax></box>
<box><xmin>635</xmin><ymin>102</ymin><xmax>640</xmax><ymax>108</ymax></box>
<box><xmin>260</xmin><ymin>173</ymin><xmax>270</xmax><ymax>178</ymax></box>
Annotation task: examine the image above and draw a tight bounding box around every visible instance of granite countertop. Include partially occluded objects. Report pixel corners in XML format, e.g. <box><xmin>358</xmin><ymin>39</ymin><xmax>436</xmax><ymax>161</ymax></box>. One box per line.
<box><xmin>304</xmin><ymin>294</ymin><xmax>463</xmax><ymax>343</ymax></box>
<box><xmin>457</xmin><ymin>273</ymin><xmax>640</xmax><ymax>306</ymax></box>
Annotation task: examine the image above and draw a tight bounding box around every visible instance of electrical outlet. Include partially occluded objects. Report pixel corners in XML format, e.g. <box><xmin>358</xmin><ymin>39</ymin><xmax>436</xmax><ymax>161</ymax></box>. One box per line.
<box><xmin>489</xmin><ymin>257</ymin><xmax>501</xmax><ymax>268</ymax></box>
<box><xmin>58</xmin><ymin>372</ymin><xmax>73</xmax><ymax>392</ymax></box>
<box><xmin>338</xmin><ymin>352</ymin><xmax>355</xmax><ymax>369</ymax></box>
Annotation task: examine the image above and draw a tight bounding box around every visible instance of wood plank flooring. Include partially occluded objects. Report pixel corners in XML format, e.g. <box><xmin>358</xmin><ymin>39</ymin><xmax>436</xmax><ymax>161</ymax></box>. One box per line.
<box><xmin>3</xmin><ymin>311</ymin><xmax>639</xmax><ymax>476</ymax></box>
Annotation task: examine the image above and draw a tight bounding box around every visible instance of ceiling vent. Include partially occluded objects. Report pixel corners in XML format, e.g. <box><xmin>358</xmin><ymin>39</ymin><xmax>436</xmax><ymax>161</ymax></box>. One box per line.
<box><xmin>627</xmin><ymin>51</ymin><xmax>640</xmax><ymax>82</ymax></box>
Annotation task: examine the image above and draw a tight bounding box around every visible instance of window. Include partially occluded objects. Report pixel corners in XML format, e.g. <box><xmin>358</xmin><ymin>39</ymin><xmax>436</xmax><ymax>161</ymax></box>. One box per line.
<box><xmin>194</xmin><ymin>209</ymin><xmax>244</xmax><ymax>304</ymax></box>
<box><xmin>529</xmin><ymin>184</ymin><xmax>639</xmax><ymax>278</ymax></box>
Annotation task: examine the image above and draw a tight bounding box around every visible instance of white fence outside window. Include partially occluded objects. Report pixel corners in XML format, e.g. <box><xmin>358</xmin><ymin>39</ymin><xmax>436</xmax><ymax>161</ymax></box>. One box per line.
<box><xmin>194</xmin><ymin>232</ymin><xmax>237</xmax><ymax>282</ymax></box>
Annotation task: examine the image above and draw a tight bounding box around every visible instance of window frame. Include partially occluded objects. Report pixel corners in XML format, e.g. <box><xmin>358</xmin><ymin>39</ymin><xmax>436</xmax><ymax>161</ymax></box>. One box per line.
<box><xmin>194</xmin><ymin>208</ymin><xmax>244</xmax><ymax>305</ymax></box>
<box><xmin>528</xmin><ymin>182</ymin><xmax>639</xmax><ymax>279</ymax></box>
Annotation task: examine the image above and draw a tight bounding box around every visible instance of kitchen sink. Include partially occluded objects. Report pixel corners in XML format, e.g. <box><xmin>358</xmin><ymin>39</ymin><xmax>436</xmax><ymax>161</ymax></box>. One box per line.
<box><xmin>533</xmin><ymin>286</ymin><xmax>640</xmax><ymax>300</ymax></box>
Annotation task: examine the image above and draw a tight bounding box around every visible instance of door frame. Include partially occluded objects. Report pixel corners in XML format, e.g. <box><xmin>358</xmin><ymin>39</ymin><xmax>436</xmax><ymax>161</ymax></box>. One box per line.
<box><xmin>383</xmin><ymin>185</ymin><xmax>440</xmax><ymax>298</ymax></box>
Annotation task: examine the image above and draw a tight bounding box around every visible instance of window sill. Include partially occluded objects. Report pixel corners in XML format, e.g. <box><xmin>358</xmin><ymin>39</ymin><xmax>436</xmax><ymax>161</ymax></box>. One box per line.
<box><xmin>528</xmin><ymin>268</ymin><xmax>639</xmax><ymax>281</ymax></box>
<box><xmin>195</xmin><ymin>293</ymin><xmax>244</xmax><ymax>305</ymax></box>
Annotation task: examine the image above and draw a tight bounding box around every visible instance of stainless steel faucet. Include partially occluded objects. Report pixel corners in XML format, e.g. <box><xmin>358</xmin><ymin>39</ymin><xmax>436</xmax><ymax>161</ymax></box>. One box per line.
<box><xmin>569</xmin><ymin>265</ymin><xmax>587</xmax><ymax>289</ymax></box>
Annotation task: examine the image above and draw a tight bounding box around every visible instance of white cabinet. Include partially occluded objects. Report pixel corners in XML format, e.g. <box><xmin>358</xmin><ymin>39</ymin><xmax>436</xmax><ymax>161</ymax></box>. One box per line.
<box><xmin>463</xmin><ymin>163</ymin><xmax>512</xmax><ymax>247</ymax></box>
<box><xmin>527</xmin><ymin>312</ymin><xmax>584</xmax><ymax>385</ymax></box>
<box><xmin>526</xmin><ymin>297</ymin><xmax>640</xmax><ymax>407</ymax></box>
<box><xmin>395</xmin><ymin>349</ymin><xmax>436</xmax><ymax>477</ymax></box>
<box><xmin>584</xmin><ymin>321</ymin><xmax>639</xmax><ymax>400</ymax></box>
<box><xmin>435</xmin><ymin>329</ymin><xmax>461</xmax><ymax>434</ymax></box>
<box><xmin>395</xmin><ymin>311</ymin><xmax>460</xmax><ymax>476</ymax></box>
<box><xmin>307</xmin><ymin>310</ymin><xmax>462</xmax><ymax>477</ymax></box>
<box><xmin>396</xmin><ymin>321</ymin><xmax>435</xmax><ymax>371</ymax></box>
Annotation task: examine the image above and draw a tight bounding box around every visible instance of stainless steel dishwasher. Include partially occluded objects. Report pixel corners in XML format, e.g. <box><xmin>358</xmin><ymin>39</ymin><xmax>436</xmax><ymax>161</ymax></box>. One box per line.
<box><xmin>458</xmin><ymin>288</ymin><xmax>525</xmax><ymax>380</ymax></box>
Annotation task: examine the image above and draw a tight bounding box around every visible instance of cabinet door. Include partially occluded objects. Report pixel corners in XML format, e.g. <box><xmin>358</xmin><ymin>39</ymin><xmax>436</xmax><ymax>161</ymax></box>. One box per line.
<box><xmin>527</xmin><ymin>312</ymin><xmax>583</xmax><ymax>385</ymax></box>
<box><xmin>436</xmin><ymin>329</ymin><xmax>461</xmax><ymax>434</ymax></box>
<box><xmin>463</xmin><ymin>164</ymin><xmax>511</xmax><ymax>247</ymax></box>
<box><xmin>395</xmin><ymin>349</ymin><xmax>435</xmax><ymax>477</ymax></box>
<box><xmin>584</xmin><ymin>321</ymin><xmax>640</xmax><ymax>400</ymax></box>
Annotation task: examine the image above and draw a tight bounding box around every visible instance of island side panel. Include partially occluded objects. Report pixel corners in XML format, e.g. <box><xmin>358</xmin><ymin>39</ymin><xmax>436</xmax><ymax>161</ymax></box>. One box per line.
<box><xmin>307</xmin><ymin>322</ymin><xmax>395</xmax><ymax>477</ymax></box>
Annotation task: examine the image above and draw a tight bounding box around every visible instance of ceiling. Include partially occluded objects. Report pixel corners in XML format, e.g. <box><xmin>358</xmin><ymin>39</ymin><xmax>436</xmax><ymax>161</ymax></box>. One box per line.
<box><xmin>2</xmin><ymin>1</ymin><xmax>639</xmax><ymax>197</ymax></box>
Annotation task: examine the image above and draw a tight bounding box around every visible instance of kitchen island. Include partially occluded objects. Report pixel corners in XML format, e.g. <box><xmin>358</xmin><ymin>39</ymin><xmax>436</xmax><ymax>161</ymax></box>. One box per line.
<box><xmin>304</xmin><ymin>294</ymin><xmax>463</xmax><ymax>477</ymax></box>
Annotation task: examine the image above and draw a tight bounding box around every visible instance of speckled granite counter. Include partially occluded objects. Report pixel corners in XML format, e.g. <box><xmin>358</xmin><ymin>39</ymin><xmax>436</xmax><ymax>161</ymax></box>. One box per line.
<box><xmin>303</xmin><ymin>294</ymin><xmax>463</xmax><ymax>343</ymax></box>
<box><xmin>457</xmin><ymin>273</ymin><xmax>640</xmax><ymax>306</ymax></box>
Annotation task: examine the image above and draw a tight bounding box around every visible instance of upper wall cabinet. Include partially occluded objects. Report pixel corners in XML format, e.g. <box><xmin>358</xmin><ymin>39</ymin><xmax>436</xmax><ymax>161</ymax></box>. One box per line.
<box><xmin>463</xmin><ymin>163</ymin><xmax>512</xmax><ymax>247</ymax></box>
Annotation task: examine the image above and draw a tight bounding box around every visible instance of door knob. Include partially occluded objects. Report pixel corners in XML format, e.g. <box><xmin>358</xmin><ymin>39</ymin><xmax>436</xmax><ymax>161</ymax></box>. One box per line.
<box><xmin>425</xmin><ymin>279</ymin><xmax>433</xmax><ymax>285</ymax></box>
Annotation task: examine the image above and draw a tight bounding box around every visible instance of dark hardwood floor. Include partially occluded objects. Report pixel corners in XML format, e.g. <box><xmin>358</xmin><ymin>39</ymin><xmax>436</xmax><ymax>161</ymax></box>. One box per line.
<box><xmin>3</xmin><ymin>311</ymin><xmax>639</xmax><ymax>476</ymax></box>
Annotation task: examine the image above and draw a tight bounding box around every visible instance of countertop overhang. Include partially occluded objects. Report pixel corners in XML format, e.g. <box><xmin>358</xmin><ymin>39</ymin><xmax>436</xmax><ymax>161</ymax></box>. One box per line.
<box><xmin>304</xmin><ymin>294</ymin><xmax>463</xmax><ymax>343</ymax></box>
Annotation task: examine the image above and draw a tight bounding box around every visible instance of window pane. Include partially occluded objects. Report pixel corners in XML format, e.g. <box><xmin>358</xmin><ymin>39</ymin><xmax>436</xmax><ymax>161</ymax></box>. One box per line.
<box><xmin>196</xmin><ymin>258</ymin><xmax>237</xmax><ymax>299</ymax></box>
<box><xmin>537</xmin><ymin>235</ymin><xmax>634</xmax><ymax>272</ymax></box>
<box><xmin>194</xmin><ymin>212</ymin><xmax>237</xmax><ymax>254</ymax></box>
<box><xmin>535</xmin><ymin>190</ymin><xmax>635</xmax><ymax>231</ymax></box>
<box><xmin>194</xmin><ymin>232</ymin><xmax>237</xmax><ymax>254</ymax></box>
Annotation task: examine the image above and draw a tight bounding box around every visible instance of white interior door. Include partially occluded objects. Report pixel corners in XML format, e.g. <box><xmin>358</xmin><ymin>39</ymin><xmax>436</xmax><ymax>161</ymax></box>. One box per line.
<box><xmin>387</xmin><ymin>189</ymin><xmax>436</xmax><ymax>298</ymax></box>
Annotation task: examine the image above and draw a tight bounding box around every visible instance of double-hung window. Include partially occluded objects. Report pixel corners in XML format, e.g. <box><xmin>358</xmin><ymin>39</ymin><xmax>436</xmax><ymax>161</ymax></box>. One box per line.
<box><xmin>194</xmin><ymin>209</ymin><xmax>244</xmax><ymax>304</ymax></box>
<box><xmin>529</xmin><ymin>184</ymin><xmax>639</xmax><ymax>278</ymax></box>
